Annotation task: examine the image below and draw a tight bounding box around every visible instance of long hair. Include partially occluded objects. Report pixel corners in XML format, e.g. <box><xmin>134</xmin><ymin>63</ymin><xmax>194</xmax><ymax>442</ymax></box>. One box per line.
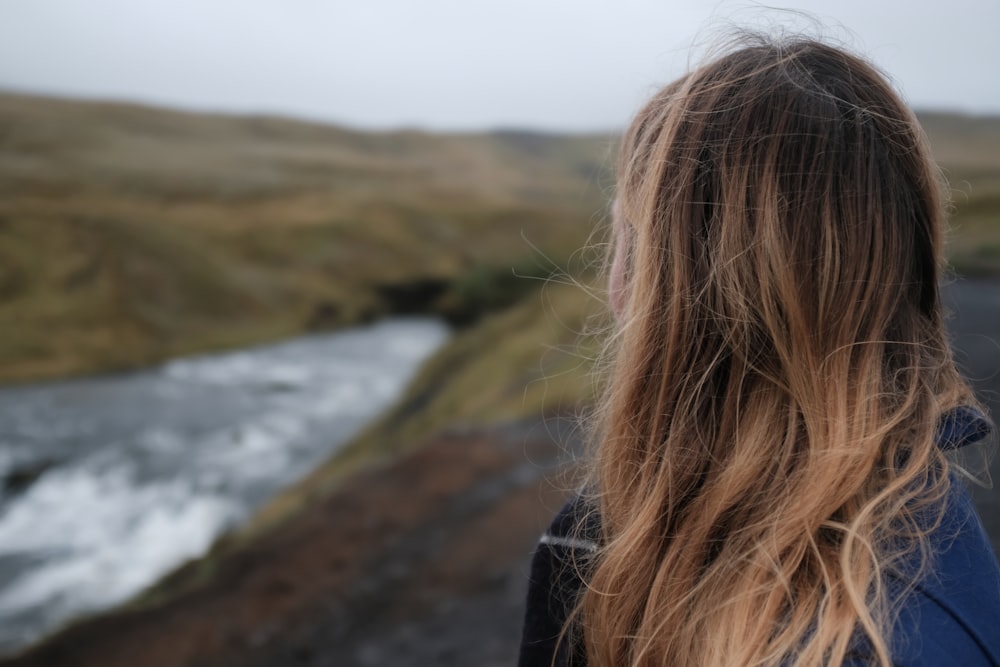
<box><xmin>577</xmin><ymin>37</ymin><xmax>977</xmax><ymax>666</ymax></box>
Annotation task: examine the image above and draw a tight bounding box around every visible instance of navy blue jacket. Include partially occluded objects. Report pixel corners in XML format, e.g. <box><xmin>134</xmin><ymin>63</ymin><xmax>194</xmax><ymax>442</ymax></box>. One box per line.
<box><xmin>518</xmin><ymin>408</ymin><xmax>1000</xmax><ymax>666</ymax></box>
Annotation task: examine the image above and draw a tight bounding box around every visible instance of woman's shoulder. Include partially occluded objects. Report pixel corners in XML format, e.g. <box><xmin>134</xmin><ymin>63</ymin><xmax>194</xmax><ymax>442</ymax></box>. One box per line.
<box><xmin>518</xmin><ymin>495</ymin><xmax>599</xmax><ymax>667</ymax></box>
<box><xmin>538</xmin><ymin>494</ymin><xmax>600</xmax><ymax>553</ymax></box>
<box><xmin>892</xmin><ymin>479</ymin><xmax>1000</xmax><ymax>665</ymax></box>
<box><xmin>881</xmin><ymin>405</ymin><xmax>999</xmax><ymax>664</ymax></box>
<box><xmin>522</xmin><ymin>407</ymin><xmax>999</xmax><ymax>666</ymax></box>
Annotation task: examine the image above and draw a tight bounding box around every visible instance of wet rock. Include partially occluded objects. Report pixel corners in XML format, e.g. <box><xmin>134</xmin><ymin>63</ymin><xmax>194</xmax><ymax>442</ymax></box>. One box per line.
<box><xmin>2</xmin><ymin>459</ymin><xmax>57</xmax><ymax>496</ymax></box>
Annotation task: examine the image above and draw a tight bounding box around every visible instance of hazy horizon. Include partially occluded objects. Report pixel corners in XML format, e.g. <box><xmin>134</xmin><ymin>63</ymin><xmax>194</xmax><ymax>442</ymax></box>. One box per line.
<box><xmin>4</xmin><ymin>85</ymin><xmax>1000</xmax><ymax>137</ymax></box>
<box><xmin>2</xmin><ymin>1</ymin><xmax>999</xmax><ymax>132</ymax></box>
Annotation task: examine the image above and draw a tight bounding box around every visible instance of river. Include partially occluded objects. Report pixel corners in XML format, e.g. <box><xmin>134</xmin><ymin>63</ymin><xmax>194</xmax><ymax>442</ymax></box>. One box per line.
<box><xmin>0</xmin><ymin>318</ymin><xmax>449</xmax><ymax>654</ymax></box>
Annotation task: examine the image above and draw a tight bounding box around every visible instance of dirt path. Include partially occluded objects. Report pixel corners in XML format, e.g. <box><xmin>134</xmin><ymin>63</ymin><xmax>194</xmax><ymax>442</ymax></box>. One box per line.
<box><xmin>2</xmin><ymin>417</ymin><xmax>582</xmax><ymax>667</ymax></box>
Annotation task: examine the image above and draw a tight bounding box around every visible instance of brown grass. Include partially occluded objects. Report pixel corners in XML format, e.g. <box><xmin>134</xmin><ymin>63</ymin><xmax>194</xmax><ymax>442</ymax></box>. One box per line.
<box><xmin>0</xmin><ymin>93</ymin><xmax>613</xmax><ymax>382</ymax></box>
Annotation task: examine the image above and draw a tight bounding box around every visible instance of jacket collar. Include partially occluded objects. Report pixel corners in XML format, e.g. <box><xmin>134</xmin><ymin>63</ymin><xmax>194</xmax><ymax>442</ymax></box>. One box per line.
<box><xmin>936</xmin><ymin>406</ymin><xmax>993</xmax><ymax>450</ymax></box>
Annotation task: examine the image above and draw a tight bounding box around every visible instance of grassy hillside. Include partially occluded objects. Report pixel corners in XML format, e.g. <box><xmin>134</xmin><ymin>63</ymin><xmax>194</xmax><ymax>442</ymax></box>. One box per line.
<box><xmin>919</xmin><ymin>112</ymin><xmax>1000</xmax><ymax>275</ymax></box>
<box><xmin>0</xmin><ymin>93</ymin><xmax>612</xmax><ymax>382</ymax></box>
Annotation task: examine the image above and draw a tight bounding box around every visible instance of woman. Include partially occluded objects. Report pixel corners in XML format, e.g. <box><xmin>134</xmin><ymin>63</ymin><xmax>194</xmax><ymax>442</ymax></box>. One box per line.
<box><xmin>519</xmin><ymin>37</ymin><xmax>1000</xmax><ymax>666</ymax></box>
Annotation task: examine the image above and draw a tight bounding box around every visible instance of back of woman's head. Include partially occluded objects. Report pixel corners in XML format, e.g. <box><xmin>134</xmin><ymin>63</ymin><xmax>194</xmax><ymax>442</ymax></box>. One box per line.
<box><xmin>582</xmin><ymin>36</ymin><xmax>977</xmax><ymax>667</ymax></box>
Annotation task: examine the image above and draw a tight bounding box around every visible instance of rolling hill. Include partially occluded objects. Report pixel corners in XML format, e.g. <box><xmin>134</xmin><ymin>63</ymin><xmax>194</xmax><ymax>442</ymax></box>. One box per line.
<box><xmin>0</xmin><ymin>92</ymin><xmax>612</xmax><ymax>382</ymax></box>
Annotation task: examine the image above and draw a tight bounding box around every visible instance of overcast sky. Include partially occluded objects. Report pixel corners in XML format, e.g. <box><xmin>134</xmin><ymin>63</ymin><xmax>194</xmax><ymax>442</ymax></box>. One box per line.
<box><xmin>1</xmin><ymin>0</ymin><xmax>997</xmax><ymax>132</ymax></box>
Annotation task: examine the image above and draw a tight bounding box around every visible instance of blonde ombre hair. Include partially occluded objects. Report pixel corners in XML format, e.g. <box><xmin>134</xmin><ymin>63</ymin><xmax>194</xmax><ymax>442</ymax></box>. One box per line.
<box><xmin>576</xmin><ymin>37</ymin><xmax>978</xmax><ymax>666</ymax></box>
